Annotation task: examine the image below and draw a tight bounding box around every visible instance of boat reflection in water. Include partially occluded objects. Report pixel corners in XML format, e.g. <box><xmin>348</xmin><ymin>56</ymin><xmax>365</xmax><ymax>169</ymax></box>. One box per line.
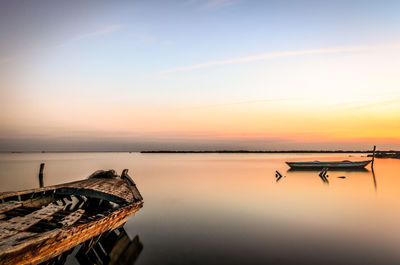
<box><xmin>40</xmin><ymin>225</ymin><xmax>143</xmax><ymax>265</ymax></box>
<box><xmin>282</xmin><ymin>167</ymin><xmax>378</xmax><ymax>190</ymax></box>
<box><xmin>287</xmin><ymin>167</ymin><xmax>369</xmax><ymax>172</ymax></box>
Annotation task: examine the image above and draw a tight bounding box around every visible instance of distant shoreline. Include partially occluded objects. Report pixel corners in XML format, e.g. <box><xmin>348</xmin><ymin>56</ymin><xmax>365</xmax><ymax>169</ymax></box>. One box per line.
<box><xmin>141</xmin><ymin>150</ymin><xmax>377</xmax><ymax>154</ymax></box>
<box><xmin>1</xmin><ymin>150</ymin><xmax>398</xmax><ymax>154</ymax></box>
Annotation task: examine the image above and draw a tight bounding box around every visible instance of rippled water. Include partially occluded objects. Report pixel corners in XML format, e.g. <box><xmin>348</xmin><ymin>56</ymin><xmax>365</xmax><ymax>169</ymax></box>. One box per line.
<box><xmin>1</xmin><ymin>153</ymin><xmax>399</xmax><ymax>265</ymax></box>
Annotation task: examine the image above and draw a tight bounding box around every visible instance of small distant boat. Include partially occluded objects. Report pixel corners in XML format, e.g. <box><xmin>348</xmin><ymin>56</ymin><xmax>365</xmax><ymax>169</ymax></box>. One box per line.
<box><xmin>286</xmin><ymin>160</ymin><xmax>372</xmax><ymax>169</ymax></box>
<box><xmin>287</xmin><ymin>146</ymin><xmax>378</xmax><ymax>169</ymax></box>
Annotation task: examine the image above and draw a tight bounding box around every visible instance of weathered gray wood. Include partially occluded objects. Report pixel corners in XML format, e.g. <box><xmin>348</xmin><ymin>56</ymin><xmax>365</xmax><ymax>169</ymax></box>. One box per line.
<box><xmin>0</xmin><ymin>228</ymin><xmax>18</xmax><ymax>240</ymax></box>
<box><xmin>0</xmin><ymin>232</ymin><xmax>37</xmax><ymax>248</ymax></box>
<box><xmin>0</xmin><ymin>201</ymin><xmax>143</xmax><ymax>265</ymax></box>
<box><xmin>0</xmin><ymin>204</ymin><xmax>63</xmax><ymax>233</ymax></box>
<box><xmin>0</xmin><ymin>168</ymin><xmax>144</xmax><ymax>265</ymax></box>
<box><xmin>0</xmin><ymin>171</ymin><xmax>140</xmax><ymax>204</ymax></box>
<box><xmin>121</xmin><ymin>170</ymin><xmax>143</xmax><ymax>202</ymax></box>
<box><xmin>22</xmin><ymin>195</ymin><xmax>55</xmax><ymax>208</ymax></box>
<box><xmin>0</xmin><ymin>201</ymin><xmax>22</xmax><ymax>214</ymax></box>
<box><xmin>59</xmin><ymin>209</ymin><xmax>85</xmax><ymax>226</ymax></box>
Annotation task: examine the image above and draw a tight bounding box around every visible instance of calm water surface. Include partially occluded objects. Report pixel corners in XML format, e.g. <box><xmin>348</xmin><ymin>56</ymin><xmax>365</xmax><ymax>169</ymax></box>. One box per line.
<box><xmin>1</xmin><ymin>153</ymin><xmax>399</xmax><ymax>265</ymax></box>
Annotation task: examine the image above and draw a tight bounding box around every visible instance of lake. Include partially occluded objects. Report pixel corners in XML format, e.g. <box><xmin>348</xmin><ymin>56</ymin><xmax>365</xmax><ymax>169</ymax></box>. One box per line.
<box><xmin>1</xmin><ymin>152</ymin><xmax>399</xmax><ymax>265</ymax></box>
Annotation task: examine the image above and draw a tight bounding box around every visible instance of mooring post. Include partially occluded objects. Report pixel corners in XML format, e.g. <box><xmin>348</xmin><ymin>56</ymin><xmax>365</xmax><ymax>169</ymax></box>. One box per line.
<box><xmin>371</xmin><ymin>145</ymin><xmax>376</xmax><ymax>169</ymax></box>
<box><xmin>39</xmin><ymin>163</ymin><xmax>45</xmax><ymax>188</ymax></box>
<box><xmin>121</xmin><ymin>169</ymin><xmax>136</xmax><ymax>187</ymax></box>
<box><xmin>121</xmin><ymin>169</ymin><xmax>129</xmax><ymax>178</ymax></box>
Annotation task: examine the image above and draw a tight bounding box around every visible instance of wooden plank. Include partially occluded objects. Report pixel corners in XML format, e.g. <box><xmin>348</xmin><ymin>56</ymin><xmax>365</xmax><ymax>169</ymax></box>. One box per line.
<box><xmin>59</xmin><ymin>209</ymin><xmax>85</xmax><ymax>226</ymax></box>
<box><xmin>0</xmin><ymin>201</ymin><xmax>22</xmax><ymax>214</ymax></box>
<box><xmin>0</xmin><ymin>204</ymin><xmax>63</xmax><ymax>233</ymax></box>
<box><xmin>22</xmin><ymin>195</ymin><xmax>54</xmax><ymax>208</ymax></box>
<box><xmin>0</xmin><ymin>228</ymin><xmax>19</xmax><ymax>240</ymax></box>
<box><xmin>0</xmin><ymin>232</ymin><xmax>36</xmax><ymax>248</ymax></box>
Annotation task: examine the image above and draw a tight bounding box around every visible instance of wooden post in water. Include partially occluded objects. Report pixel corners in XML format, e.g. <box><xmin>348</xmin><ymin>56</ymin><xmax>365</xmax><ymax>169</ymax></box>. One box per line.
<box><xmin>371</xmin><ymin>145</ymin><xmax>376</xmax><ymax>169</ymax></box>
<box><xmin>38</xmin><ymin>163</ymin><xmax>45</xmax><ymax>188</ymax></box>
<box><xmin>121</xmin><ymin>169</ymin><xmax>129</xmax><ymax>178</ymax></box>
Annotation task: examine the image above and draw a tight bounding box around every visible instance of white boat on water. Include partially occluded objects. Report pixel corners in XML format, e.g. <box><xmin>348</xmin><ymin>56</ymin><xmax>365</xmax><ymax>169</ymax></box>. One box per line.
<box><xmin>286</xmin><ymin>160</ymin><xmax>372</xmax><ymax>169</ymax></box>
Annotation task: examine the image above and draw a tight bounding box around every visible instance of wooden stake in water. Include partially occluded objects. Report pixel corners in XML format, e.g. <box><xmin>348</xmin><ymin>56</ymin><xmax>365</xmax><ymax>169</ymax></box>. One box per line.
<box><xmin>38</xmin><ymin>163</ymin><xmax>45</xmax><ymax>188</ymax></box>
<box><xmin>371</xmin><ymin>145</ymin><xmax>376</xmax><ymax>169</ymax></box>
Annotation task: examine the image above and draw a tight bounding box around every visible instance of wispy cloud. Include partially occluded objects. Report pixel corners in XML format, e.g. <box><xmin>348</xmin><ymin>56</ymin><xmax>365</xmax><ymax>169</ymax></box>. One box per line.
<box><xmin>57</xmin><ymin>24</ymin><xmax>126</xmax><ymax>48</ymax></box>
<box><xmin>204</xmin><ymin>0</ymin><xmax>240</xmax><ymax>8</ymax></box>
<box><xmin>186</xmin><ymin>0</ymin><xmax>240</xmax><ymax>9</ymax></box>
<box><xmin>175</xmin><ymin>97</ymin><xmax>303</xmax><ymax>110</ymax></box>
<box><xmin>344</xmin><ymin>97</ymin><xmax>400</xmax><ymax>111</ymax></box>
<box><xmin>0</xmin><ymin>25</ymin><xmax>126</xmax><ymax>64</ymax></box>
<box><xmin>161</xmin><ymin>44</ymin><xmax>398</xmax><ymax>74</ymax></box>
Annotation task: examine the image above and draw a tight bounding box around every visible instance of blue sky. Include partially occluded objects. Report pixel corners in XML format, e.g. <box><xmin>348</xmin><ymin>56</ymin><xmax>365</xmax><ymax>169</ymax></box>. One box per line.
<box><xmin>1</xmin><ymin>0</ymin><xmax>400</xmax><ymax>151</ymax></box>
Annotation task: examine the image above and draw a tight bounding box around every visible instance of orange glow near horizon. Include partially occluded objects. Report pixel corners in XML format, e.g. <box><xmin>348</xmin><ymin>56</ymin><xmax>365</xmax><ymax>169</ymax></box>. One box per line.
<box><xmin>2</xmin><ymin>93</ymin><xmax>400</xmax><ymax>149</ymax></box>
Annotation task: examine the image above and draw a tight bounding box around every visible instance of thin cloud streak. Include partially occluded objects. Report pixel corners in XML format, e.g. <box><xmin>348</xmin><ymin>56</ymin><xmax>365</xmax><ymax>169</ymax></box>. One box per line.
<box><xmin>0</xmin><ymin>25</ymin><xmax>126</xmax><ymax>63</ymax></box>
<box><xmin>344</xmin><ymin>97</ymin><xmax>400</xmax><ymax>111</ymax></box>
<box><xmin>204</xmin><ymin>0</ymin><xmax>240</xmax><ymax>8</ymax></box>
<box><xmin>186</xmin><ymin>0</ymin><xmax>240</xmax><ymax>9</ymax></box>
<box><xmin>57</xmin><ymin>24</ymin><xmax>126</xmax><ymax>48</ymax></box>
<box><xmin>175</xmin><ymin>97</ymin><xmax>303</xmax><ymax>110</ymax></box>
<box><xmin>161</xmin><ymin>44</ymin><xmax>398</xmax><ymax>74</ymax></box>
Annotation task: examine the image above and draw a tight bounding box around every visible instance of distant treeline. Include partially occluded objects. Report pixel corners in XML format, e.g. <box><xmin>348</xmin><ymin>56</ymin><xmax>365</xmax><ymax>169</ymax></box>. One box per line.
<box><xmin>367</xmin><ymin>151</ymin><xmax>400</xmax><ymax>158</ymax></box>
<box><xmin>140</xmin><ymin>150</ymin><xmax>394</xmax><ymax>154</ymax></box>
<box><xmin>4</xmin><ymin>150</ymin><xmax>399</xmax><ymax>155</ymax></box>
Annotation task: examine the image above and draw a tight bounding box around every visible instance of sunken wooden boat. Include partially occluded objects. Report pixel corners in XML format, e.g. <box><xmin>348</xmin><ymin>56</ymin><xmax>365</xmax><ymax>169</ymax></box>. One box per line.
<box><xmin>0</xmin><ymin>169</ymin><xmax>143</xmax><ymax>265</ymax></box>
<box><xmin>286</xmin><ymin>160</ymin><xmax>372</xmax><ymax>169</ymax></box>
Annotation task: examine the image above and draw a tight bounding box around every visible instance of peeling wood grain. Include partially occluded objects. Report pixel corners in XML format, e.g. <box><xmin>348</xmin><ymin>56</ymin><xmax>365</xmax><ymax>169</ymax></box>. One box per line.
<box><xmin>59</xmin><ymin>209</ymin><xmax>85</xmax><ymax>227</ymax></box>
<box><xmin>0</xmin><ymin>204</ymin><xmax>63</xmax><ymax>239</ymax></box>
<box><xmin>0</xmin><ymin>232</ymin><xmax>37</xmax><ymax>249</ymax></box>
<box><xmin>0</xmin><ymin>201</ymin><xmax>22</xmax><ymax>214</ymax></box>
<box><xmin>0</xmin><ymin>178</ymin><xmax>136</xmax><ymax>204</ymax></box>
<box><xmin>22</xmin><ymin>196</ymin><xmax>54</xmax><ymax>208</ymax></box>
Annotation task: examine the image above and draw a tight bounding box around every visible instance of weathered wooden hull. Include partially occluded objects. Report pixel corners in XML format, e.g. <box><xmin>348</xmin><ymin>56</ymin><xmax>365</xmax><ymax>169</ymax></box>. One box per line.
<box><xmin>0</xmin><ymin>202</ymin><xmax>142</xmax><ymax>265</ymax></box>
<box><xmin>286</xmin><ymin>160</ymin><xmax>371</xmax><ymax>169</ymax></box>
<box><xmin>0</xmin><ymin>170</ymin><xmax>143</xmax><ymax>265</ymax></box>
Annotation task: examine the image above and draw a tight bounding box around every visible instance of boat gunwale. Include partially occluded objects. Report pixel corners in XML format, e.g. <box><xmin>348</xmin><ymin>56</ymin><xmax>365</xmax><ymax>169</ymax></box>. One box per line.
<box><xmin>0</xmin><ymin>178</ymin><xmax>139</xmax><ymax>204</ymax></box>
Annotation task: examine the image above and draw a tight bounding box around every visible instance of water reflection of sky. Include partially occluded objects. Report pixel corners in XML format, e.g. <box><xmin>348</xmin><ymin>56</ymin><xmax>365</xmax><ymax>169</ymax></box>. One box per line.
<box><xmin>1</xmin><ymin>153</ymin><xmax>399</xmax><ymax>265</ymax></box>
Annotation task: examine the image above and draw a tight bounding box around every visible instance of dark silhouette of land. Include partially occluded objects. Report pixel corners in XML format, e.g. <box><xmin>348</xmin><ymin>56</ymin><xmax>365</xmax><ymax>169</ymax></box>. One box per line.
<box><xmin>3</xmin><ymin>150</ymin><xmax>399</xmax><ymax>157</ymax></box>
<box><xmin>141</xmin><ymin>150</ymin><xmax>384</xmax><ymax>154</ymax></box>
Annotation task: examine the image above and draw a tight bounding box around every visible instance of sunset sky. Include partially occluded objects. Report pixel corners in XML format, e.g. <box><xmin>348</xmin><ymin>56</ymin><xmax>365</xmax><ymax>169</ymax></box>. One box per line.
<box><xmin>1</xmin><ymin>0</ymin><xmax>400</xmax><ymax>151</ymax></box>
